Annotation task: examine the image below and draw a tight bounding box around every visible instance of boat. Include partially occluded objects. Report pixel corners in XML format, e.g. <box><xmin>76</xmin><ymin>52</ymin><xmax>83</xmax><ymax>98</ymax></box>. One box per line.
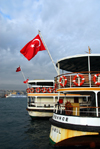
<box><xmin>5</xmin><ymin>92</ymin><xmax>26</xmax><ymax>98</ymax></box>
<box><xmin>26</xmin><ymin>79</ymin><xmax>65</xmax><ymax>119</ymax></box>
<box><xmin>49</xmin><ymin>51</ymin><xmax>100</xmax><ymax>147</ymax></box>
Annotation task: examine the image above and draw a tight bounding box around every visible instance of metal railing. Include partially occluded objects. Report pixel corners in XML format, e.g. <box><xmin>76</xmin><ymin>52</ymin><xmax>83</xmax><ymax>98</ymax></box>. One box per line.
<box><xmin>26</xmin><ymin>87</ymin><xmax>57</xmax><ymax>93</ymax></box>
<box><xmin>54</xmin><ymin>104</ymin><xmax>100</xmax><ymax>117</ymax></box>
<box><xmin>55</xmin><ymin>71</ymin><xmax>100</xmax><ymax>89</ymax></box>
<box><xmin>28</xmin><ymin>101</ymin><xmax>56</xmax><ymax>108</ymax></box>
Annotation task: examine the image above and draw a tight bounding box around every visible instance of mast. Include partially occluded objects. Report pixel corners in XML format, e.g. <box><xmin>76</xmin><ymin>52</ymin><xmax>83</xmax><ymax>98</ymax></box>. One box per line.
<box><xmin>38</xmin><ymin>31</ymin><xmax>58</xmax><ymax>75</ymax></box>
<box><xmin>88</xmin><ymin>46</ymin><xmax>91</xmax><ymax>87</ymax></box>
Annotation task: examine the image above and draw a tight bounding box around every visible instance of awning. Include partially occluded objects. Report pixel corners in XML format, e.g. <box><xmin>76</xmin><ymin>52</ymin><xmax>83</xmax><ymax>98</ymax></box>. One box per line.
<box><xmin>56</xmin><ymin>54</ymin><xmax>100</xmax><ymax>72</ymax></box>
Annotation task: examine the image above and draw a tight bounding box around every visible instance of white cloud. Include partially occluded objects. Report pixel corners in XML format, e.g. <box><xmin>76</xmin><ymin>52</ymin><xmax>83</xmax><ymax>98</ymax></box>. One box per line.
<box><xmin>0</xmin><ymin>0</ymin><xmax>100</xmax><ymax>89</ymax></box>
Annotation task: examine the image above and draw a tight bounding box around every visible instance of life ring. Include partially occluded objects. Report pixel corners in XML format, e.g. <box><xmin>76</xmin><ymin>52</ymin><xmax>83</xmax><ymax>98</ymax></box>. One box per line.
<box><xmin>59</xmin><ymin>76</ymin><xmax>67</xmax><ymax>87</ymax></box>
<box><xmin>54</xmin><ymin>83</ymin><xmax>57</xmax><ymax>88</ymax></box>
<box><xmin>53</xmin><ymin>88</ymin><xmax>57</xmax><ymax>93</ymax></box>
<box><xmin>36</xmin><ymin>87</ymin><xmax>41</xmax><ymax>93</ymax></box>
<box><xmin>65</xmin><ymin>101</ymin><xmax>73</xmax><ymax>115</ymax></box>
<box><xmin>30</xmin><ymin>88</ymin><xmax>34</xmax><ymax>93</ymax></box>
<box><xmin>93</xmin><ymin>74</ymin><xmax>100</xmax><ymax>85</ymax></box>
<box><xmin>73</xmin><ymin>74</ymin><xmax>85</xmax><ymax>86</ymax></box>
<box><xmin>41</xmin><ymin>87</ymin><xmax>47</xmax><ymax>93</ymax></box>
<box><xmin>48</xmin><ymin>87</ymin><xmax>53</xmax><ymax>93</ymax></box>
<box><xmin>26</xmin><ymin>88</ymin><xmax>31</xmax><ymax>93</ymax></box>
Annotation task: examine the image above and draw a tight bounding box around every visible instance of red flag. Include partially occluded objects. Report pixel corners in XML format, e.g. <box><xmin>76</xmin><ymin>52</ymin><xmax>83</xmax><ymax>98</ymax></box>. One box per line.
<box><xmin>23</xmin><ymin>79</ymin><xmax>29</xmax><ymax>84</ymax></box>
<box><xmin>16</xmin><ymin>66</ymin><xmax>21</xmax><ymax>72</ymax></box>
<box><xmin>20</xmin><ymin>34</ymin><xmax>46</xmax><ymax>61</ymax></box>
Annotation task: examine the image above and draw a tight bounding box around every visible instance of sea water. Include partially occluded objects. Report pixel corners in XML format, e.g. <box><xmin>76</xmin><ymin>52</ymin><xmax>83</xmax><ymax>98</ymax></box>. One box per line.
<box><xmin>0</xmin><ymin>97</ymin><xmax>52</xmax><ymax>149</ymax></box>
<box><xmin>0</xmin><ymin>97</ymin><xmax>91</xmax><ymax>149</ymax></box>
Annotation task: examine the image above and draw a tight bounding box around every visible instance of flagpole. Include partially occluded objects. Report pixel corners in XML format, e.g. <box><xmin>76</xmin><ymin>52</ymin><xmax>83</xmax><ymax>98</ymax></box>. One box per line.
<box><xmin>20</xmin><ymin>66</ymin><xmax>26</xmax><ymax>80</ymax></box>
<box><xmin>38</xmin><ymin>30</ymin><xmax>58</xmax><ymax>75</ymax></box>
<box><xmin>20</xmin><ymin>66</ymin><xmax>29</xmax><ymax>88</ymax></box>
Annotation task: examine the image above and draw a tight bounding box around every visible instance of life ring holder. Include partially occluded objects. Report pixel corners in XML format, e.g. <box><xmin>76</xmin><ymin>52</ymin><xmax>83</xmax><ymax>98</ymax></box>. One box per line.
<box><xmin>73</xmin><ymin>74</ymin><xmax>85</xmax><ymax>86</ymax></box>
<box><xmin>30</xmin><ymin>88</ymin><xmax>34</xmax><ymax>93</ymax></box>
<box><xmin>65</xmin><ymin>101</ymin><xmax>73</xmax><ymax>115</ymax></box>
<box><xmin>48</xmin><ymin>87</ymin><xmax>53</xmax><ymax>93</ymax></box>
<box><xmin>93</xmin><ymin>74</ymin><xmax>100</xmax><ymax>85</ymax></box>
<box><xmin>26</xmin><ymin>88</ymin><xmax>31</xmax><ymax>93</ymax></box>
<box><xmin>36</xmin><ymin>87</ymin><xmax>41</xmax><ymax>93</ymax></box>
<box><xmin>41</xmin><ymin>87</ymin><xmax>47</xmax><ymax>93</ymax></box>
<box><xmin>59</xmin><ymin>76</ymin><xmax>67</xmax><ymax>87</ymax></box>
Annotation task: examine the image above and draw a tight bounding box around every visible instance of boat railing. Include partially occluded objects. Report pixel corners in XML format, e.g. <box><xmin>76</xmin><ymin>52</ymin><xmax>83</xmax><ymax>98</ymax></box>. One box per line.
<box><xmin>28</xmin><ymin>101</ymin><xmax>56</xmax><ymax>108</ymax></box>
<box><xmin>54</xmin><ymin>104</ymin><xmax>100</xmax><ymax>117</ymax></box>
<box><xmin>26</xmin><ymin>87</ymin><xmax>57</xmax><ymax>94</ymax></box>
<box><xmin>55</xmin><ymin>71</ymin><xmax>100</xmax><ymax>89</ymax></box>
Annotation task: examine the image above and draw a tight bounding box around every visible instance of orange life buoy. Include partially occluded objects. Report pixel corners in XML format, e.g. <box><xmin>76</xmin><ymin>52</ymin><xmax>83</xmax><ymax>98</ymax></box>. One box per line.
<box><xmin>48</xmin><ymin>87</ymin><xmax>53</xmax><ymax>93</ymax></box>
<box><xmin>36</xmin><ymin>87</ymin><xmax>41</xmax><ymax>93</ymax></box>
<box><xmin>30</xmin><ymin>88</ymin><xmax>34</xmax><ymax>93</ymax></box>
<box><xmin>54</xmin><ymin>83</ymin><xmax>57</xmax><ymax>88</ymax></box>
<box><xmin>41</xmin><ymin>87</ymin><xmax>47</xmax><ymax>93</ymax></box>
<box><xmin>93</xmin><ymin>74</ymin><xmax>100</xmax><ymax>85</ymax></box>
<box><xmin>53</xmin><ymin>88</ymin><xmax>57</xmax><ymax>93</ymax></box>
<box><xmin>73</xmin><ymin>74</ymin><xmax>85</xmax><ymax>86</ymax></box>
<box><xmin>59</xmin><ymin>76</ymin><xmax>67</xmax><ymax>87</ymax></box>
<box><xmin>26</xmin><ymin>88</ymin><xmax>31</xmax><ymax>93</ymax></box>
<box><xmin>65</xmin><ymin>101</ymin><xmax>73</xmax><ymax>115</ymax></box>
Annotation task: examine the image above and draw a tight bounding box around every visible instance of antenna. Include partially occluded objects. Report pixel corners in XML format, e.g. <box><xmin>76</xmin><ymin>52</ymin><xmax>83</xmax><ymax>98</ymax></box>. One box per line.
<box><xmin>88</xmin><ymin>46</ymin><xmax>91</xmax><ymax>54</ymax></box>
<box><xmin>85</xmin><ymin>46</ymin><xmax>91</xmax><ymax>54</ymax></box>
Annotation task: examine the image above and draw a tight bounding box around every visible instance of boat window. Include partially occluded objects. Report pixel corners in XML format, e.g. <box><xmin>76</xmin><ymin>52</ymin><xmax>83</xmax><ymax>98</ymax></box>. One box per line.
<box><xmin>74</xmin><ymin>97</ymin><xmax>78</xmax><ymax>103</ymax></box>
<box><xmin>32</xmin><ymin>97</ymin><xmax>35</xmax><ymax>102</ymax></box>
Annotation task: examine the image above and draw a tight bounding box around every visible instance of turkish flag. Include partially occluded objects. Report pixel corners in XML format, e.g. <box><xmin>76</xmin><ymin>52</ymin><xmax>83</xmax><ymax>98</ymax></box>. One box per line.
<box><xmin>23</xmin><ymin>79</ymin><xmax>29</xmax><ymax>84</ymax></box>
<box><xmin>20</xmin><ymin>34</ymin><xmax>46</xmax><ymax>60</ymax></box>
<box><xmin>16</xmin><ymin>66</ymin><xmax>21</xmax><ymax>72</ymax></box>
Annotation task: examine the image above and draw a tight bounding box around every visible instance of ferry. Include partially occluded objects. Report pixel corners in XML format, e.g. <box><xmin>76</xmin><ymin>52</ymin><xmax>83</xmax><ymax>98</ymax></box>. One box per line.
<box><xmin>26</xmin><ymin>80</ymin><xmax>65</xmax><ymax>119</ymax></box>
<box><xmin>5</xmin><ymin>92</ymin><xmax>26</xmax><ymax>98</ymax></box>
<box><xmin>49</xmin><ymin>51</ymin><xmax>100</xmax><ymax>147</ymax></box>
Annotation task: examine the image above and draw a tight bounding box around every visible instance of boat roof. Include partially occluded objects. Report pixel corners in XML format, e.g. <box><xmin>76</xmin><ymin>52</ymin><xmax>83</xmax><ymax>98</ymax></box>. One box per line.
<box><xmin>56</xmin><ymin>53</ymin><xmax>100</xmax><ymax>72</ymax></box>
<box><xmin>28</xmin><ymin>79</ymin><xmax>54</xmax><ymax>86</ymax></box>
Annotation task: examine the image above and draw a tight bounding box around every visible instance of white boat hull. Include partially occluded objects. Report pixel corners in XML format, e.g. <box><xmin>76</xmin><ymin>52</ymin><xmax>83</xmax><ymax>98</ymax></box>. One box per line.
<box><xmin>28</xmin><ymin>111</ymin><xmax>53</xmax><ymax>118</ymax></box>
<box><xmin>27</xmin><ymin>107</ymin><xmax>54</xmax><ymax>118</ymax></box>
<box><xmin>49</xmin><ymin>114</ymin><xmax>100</xmax><ymax>146</ymax></box>
<box><xmin>49</xmin><ymin>124</ymin><xmax>100</xmax><ymax>146</ymax></box>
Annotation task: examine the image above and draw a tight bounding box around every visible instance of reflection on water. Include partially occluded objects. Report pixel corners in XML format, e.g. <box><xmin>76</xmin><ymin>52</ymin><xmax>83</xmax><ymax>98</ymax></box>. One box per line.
<box><xmin>25</xmin><ymin>119</ymin><xmax>52</xmax><ymax>149</ymax></box>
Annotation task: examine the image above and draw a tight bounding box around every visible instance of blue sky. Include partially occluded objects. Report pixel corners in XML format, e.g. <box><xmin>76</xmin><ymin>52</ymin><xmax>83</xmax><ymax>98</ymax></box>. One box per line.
<box><xmin>0</xmin><ymin>0</ymin><xmax>100</xmax><ymax>90</ymax></box>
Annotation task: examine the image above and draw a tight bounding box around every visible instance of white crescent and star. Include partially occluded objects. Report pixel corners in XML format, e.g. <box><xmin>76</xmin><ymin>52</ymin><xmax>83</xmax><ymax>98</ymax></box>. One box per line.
<box><xmin>31</xmin><ymin>39</ymin><xmax>41</xmax><ymax>48</ymax></box>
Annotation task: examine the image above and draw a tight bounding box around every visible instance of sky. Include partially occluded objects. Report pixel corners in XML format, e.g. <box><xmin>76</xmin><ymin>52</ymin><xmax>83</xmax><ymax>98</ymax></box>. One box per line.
<box><xmin>0</xmin><ymin>0</ymin><xmax>100</xmax><ymax>90</ymax></box>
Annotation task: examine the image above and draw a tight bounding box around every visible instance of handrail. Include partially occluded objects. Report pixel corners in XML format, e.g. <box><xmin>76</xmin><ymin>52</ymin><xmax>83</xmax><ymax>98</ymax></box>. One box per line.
<box><xmin>60</xmin><ymin>105</ymin><xmax>100</xmax><ymax>109</ymax></box>
<box><xmin>54</xmin><ymin>104</ymin><xmax>100</xmax><ymax>117</ymax></box>
<box><xmin>26</xmin><ymin>87</ymin><xmax>57</xmax><ymax>93</ymax></box>
<box><xmin>55</xmin><ymin>71</ymin><xmax>100</xmax><ymax>89</ymax></box>
<box><xmin>56</xmin><ymin>71</ymin><xmax>100</xmax><ymax>77</ymax></box>
<box><xmin>28</xmin><ymin>101</ymin><xmax>57</xmax><ymax>104</ymax></box>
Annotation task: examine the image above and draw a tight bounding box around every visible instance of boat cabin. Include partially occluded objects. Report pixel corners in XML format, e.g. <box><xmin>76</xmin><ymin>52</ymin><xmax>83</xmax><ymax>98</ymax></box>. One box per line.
<box><xmin>55</xmin><ymin>54</ymin><xmax>100</xmax><ymax>117</ymax></box>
